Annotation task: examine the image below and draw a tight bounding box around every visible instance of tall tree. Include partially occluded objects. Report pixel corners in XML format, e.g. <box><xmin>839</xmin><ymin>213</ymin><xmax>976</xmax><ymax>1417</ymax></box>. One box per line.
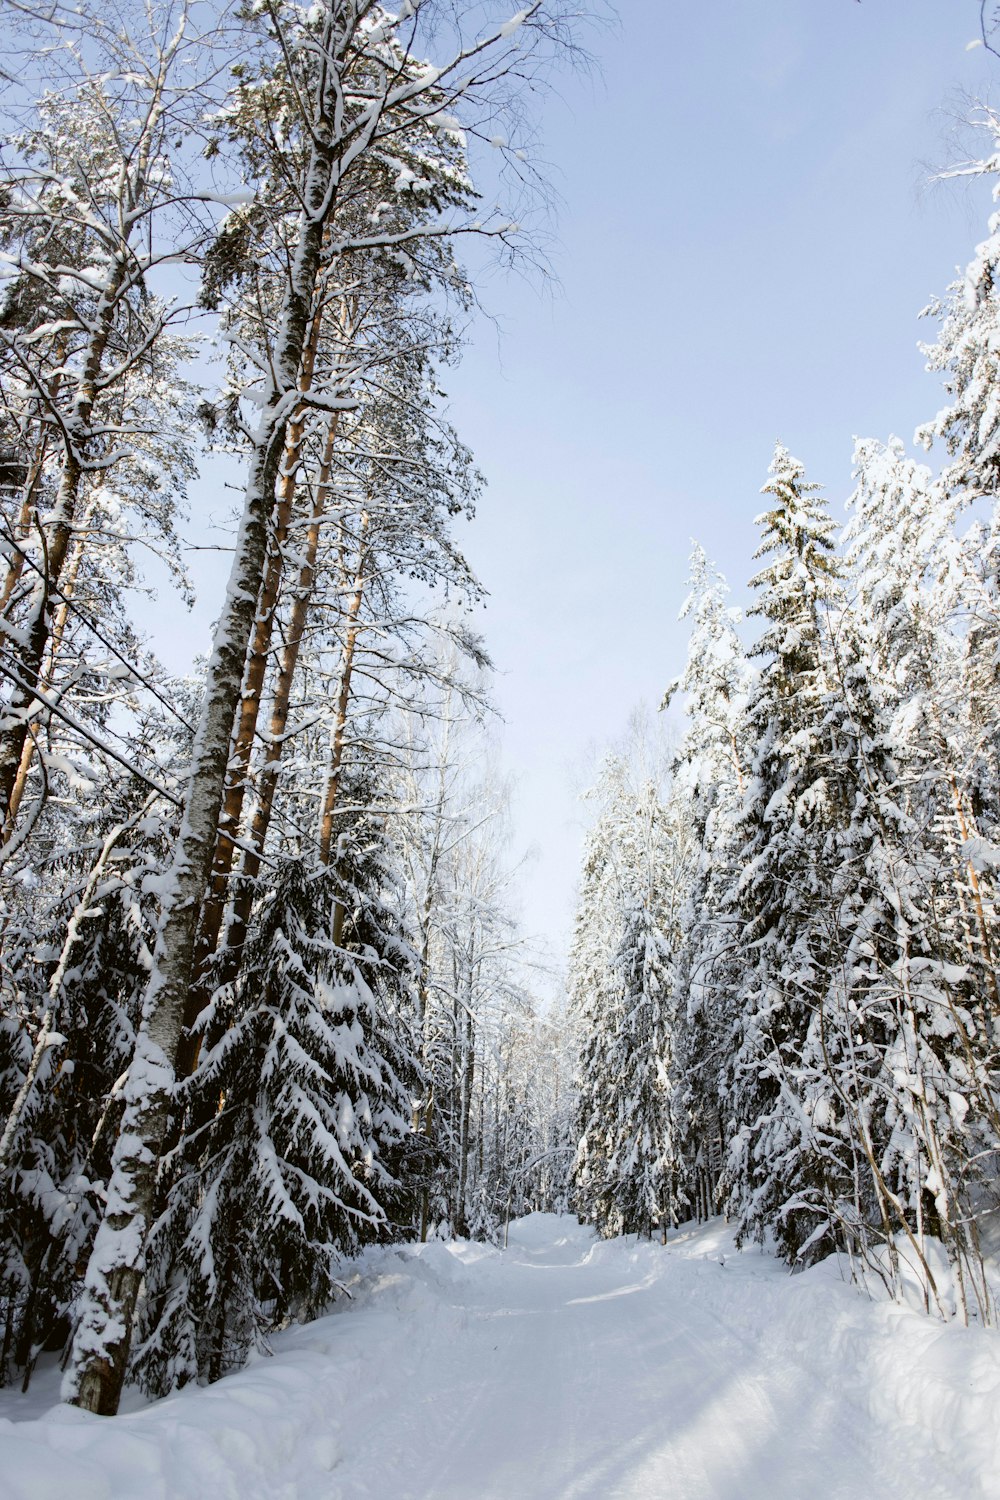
<box><xmin>571</xmin><ymin>736</ymin><xmax>687</xmax><ymax>1239</ymax></box>
<box><xmin>0</xmin><ymin>14</ymin><xmax>203</xmax><ymax>843</ymax></box>
<box><xmin>65</xmin><ymin>0</ymin><xmax>580</xmax><ymax>1415</ymax></box>
<box><xmin>720</xmin><ymin>444</ymin><xmax>850</xmax><ymax>1263</ymax></box>
<box><xmin>667</xmin><ymin>543</ymin><xmax>749</xmax><ymax>1221</ymax></box>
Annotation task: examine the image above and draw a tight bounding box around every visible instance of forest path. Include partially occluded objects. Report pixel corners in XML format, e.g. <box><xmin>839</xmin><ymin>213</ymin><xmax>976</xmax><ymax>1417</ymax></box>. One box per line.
<box><xmin>2</xmin><ymin>1214</ymin><xmax>998</xmax><ymax>1500</ymax></box>
<box><xmin>323</xmin><ymin>1215</ymin><xmax>969</xmax><ymax>1500</ymax></box>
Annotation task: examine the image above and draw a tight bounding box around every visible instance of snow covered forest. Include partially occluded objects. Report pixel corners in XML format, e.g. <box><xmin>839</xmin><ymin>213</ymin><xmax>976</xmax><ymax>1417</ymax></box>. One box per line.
<box><xmin>2</xmin><ymin>0</ymin><xmax>1000</xmax><ymax>1481</ymax></box>
<box><xmin>0</xmin><ymin>0</ymin><xmax>584</xmax><ymax>1417</ymax></box>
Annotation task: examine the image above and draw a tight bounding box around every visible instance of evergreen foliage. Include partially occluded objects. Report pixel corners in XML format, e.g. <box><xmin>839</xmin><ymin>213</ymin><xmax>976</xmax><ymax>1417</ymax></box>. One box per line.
<box><xmin>135</xmin><ymin>848</ymin><xmax>418</xmax><ymax>1393</ymax></box>
<box><xmin>570</xmin><ymin>751</ymin><xmax>687</xmax><ymax>1238</ymax></box>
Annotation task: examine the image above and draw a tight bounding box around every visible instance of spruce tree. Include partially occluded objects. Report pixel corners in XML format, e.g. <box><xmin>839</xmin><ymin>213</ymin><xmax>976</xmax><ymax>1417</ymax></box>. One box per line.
<box><xmin>0</xmin><ymin>777</ymin><xmax>174</xmax><ymax>1387</ymax></box>
<box><xmin>135</xmin><ymin>836</ymin><xmax>418</xmax><ymax>1394</ymax></box>
<box><xmin>571</xmin><ymin>753</ymin><xmax>684</xmax><ymax>1238</ymax></box>
<box><xmin>833</xmin><ymin>438</ymin><xmax>1000</xmax><ymax>1312</ymax></box>
<box><xmin>668</xmin><ymin>544</ymin><xmax>749</xmax><ymax>1220</ymax></box>
<box><xmin>721</xmin><ymin>444</ymin><xmax>851</xmax><ymax>1262</ymax></box>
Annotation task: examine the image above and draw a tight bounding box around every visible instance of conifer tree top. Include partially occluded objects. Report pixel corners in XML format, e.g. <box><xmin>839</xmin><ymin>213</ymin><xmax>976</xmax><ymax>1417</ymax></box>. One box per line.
<box><xmin>750</xmin><ymin>442</ymin><xmax>840</xmax><ymax>612</ymax></box>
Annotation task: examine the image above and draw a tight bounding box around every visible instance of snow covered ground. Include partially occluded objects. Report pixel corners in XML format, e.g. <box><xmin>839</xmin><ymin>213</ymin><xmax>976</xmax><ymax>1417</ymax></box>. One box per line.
<box><xmin>2</xmin><ymin>1213</ymin><xmax>999</xmax><ymax>1499</ymax></box>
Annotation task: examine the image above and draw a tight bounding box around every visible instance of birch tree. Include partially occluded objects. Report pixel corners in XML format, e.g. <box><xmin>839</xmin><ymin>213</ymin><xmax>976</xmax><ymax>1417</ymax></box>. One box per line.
<box><xmin>65</xmin><ymin>0</ymin><xmax>582</xmax><ymax>1416</ymax></box>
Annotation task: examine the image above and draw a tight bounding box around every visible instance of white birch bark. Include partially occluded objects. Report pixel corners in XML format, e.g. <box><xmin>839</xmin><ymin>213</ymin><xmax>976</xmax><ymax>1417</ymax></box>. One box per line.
<box><xmin>63</xmin><ymin>0</ymin><xmax>566</xmax><ymax>1414</ymax></box>
<box><xmin>63</xmin><ymin>15</ymin><xmax>353</xmax><ymax>1412</ymax></box>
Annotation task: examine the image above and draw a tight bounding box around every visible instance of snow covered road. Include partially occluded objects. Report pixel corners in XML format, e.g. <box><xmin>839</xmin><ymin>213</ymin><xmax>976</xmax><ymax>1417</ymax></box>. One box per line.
<box><xmin>2</xmin><ymin>1214</ymin><xmax>999</xmax><ymax>1499</ymax></box>
<box><xmin>328</xmin><ymin>1216</ymin><xmax>996</xmax><ymax>1500</ymax></box>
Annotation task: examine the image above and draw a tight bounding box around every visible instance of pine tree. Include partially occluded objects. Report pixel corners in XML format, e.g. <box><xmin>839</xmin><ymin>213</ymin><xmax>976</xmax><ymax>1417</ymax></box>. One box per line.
<box><xmin>135</xmin><ymin>838</ymin><xmax>418</xmax><ymax>1393</ymax></box>
<box><xmin>599</xmin><ymin>895</ymin><xmax>676</xmax><ymax>1237</ymax></box>
<box><xmin>831</xmin><ymin>437</ymin><xmax>1000</xmax><ymax>1314</ymax></box>
<box><xmin>568</xmin><ymin>757</ymin><xmax>632</xmax><ymax>1229</ymax></box>
<box><xmin>0</xmin><ymin>47</ymin><xmax>200</xmax><ymax>844</ymax></box>
<box><xmin>0</xmin><ymin>774</ymin><xmax>174</xmax><ymax>1387</ymax></box>
<box><xmin>917</xmin><ymin>108</ymin><xmax>1000</xmax><ymax>861</ymax></box>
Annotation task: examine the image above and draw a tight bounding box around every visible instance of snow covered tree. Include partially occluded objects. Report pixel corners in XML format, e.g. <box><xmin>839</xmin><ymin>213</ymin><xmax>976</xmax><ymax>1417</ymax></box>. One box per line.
<box><xmin>391</xmin><ymin>685</ymin><xmax>545</xmax><ymax>1243</ymax></box>
<box><xmin>831</xmin><ymin>437</ymin><xmax>1000</xmax><ymax>1314</ymax></box>
<box><xmin>917</xmin><ymin>106</ymin><xmax>1000</xmax><ymax>861</ymax></box>
<box><xmin>575</xmin><ymin>894</ymin><xmax>675</xmax><ymax>1237</ymax></box>
<box><xmin>181</xmin><ymin>51</ymin><xmax>489</xmax><ymax>1062</ymax></box>
<box><xmin>0</xmin><ymin>18</ymin><xmax>202</xmax><ymax>848</ymax></box>
<box><xmin>0</xmin><ymin>28</ymin><xmax>210</xmax><ymax>1371</ymax></box>
<box><xmin>66</xmin><ymin>0</ymin><xmax>580</xmax><ymax>1415</ymax></box>
<box><xmin>571</xmin><ymin>736</ymin><xmax>687</xmax><ymax>1239</ymax></box>
<box><xmin>134</xmin><ymin>837</ymin><xmax>418</xmax><ymax>1393</ymax></box>
<box><xmin>917</xmin><ymin>105</ymin><xmax>1000</xmax><ymax>509</ymax></box>
<box><xmin>0</xmin><ymin>775</ymin><xmax>175</xmax><ymax>1388</ymax></box>
<box><xmin>667</xmin><ymin>544</ymin><xmax>749</xmax><ymax>1220</ymax></box>
<box><xmin>720</xmin><ymin>444</ymin><xmax>852</xmax><ymax>1263</ymax></box>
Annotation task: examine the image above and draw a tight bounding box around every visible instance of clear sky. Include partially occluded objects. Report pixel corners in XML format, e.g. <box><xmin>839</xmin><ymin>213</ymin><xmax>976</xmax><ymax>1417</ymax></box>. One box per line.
<box><xmin>164</xmin><ymin>1</ymin><xmax>1000</xmax><ymax>984</ymax></box>
<box><xmin>433</xmin><ymin>0</ymin><xmax>1000</xmax><ymax>975</ymax></box>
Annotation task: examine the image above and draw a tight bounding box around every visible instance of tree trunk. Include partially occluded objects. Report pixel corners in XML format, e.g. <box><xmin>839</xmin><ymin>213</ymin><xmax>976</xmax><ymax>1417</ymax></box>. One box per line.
<box><xmin>0</xmin><ymin>432</ymin><xmax>56</xmax><ymax>618</ymax></box>
<box><xmin>456</xmin><ymin>1001</ymin><xmax>474</xmax><ymax>1233</ymax></box>
<box><xmin>175</xmin><ymin>325</ymin><xmax>329</xmax><ymax>1077</ymax></box>
<box><xmin>319</xmin><ymin>512</ymin><xmax>369</xmax><ymax>867</ymax></box>
<box><xmin>948</xmin><ymin>774</ymin><xmax>1000</xmax><ymax>1019</ymax></box>
<box><xmin>2</xmin><ymin>495</ymin><xmax>97</xmax><ymax>842</ymax></box>
<box><xmin>0</xmin><ymin>334</ymin><xmax>70</xmax><ymax>619</ymax></box>
<box><xmin>64</xmin><ymin>68</ymin><xmax>349</xmax><ymax>1413</ymax></box>
<box><xmin>319</xmin><ymin>513</ymin><xmax>369</xmax><ymax>957</ymax></box>
<box><xmin>182</xmin><ymin>412</ymin><xmax>343</xmax><ymax>1039</ymax></box>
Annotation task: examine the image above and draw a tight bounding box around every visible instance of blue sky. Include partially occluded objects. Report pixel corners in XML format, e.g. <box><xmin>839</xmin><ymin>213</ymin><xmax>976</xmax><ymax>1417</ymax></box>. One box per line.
<box><xmin>436</xmin><ymin>0</ymin><xmax>1000</xmax><ymax>973</ymax></box>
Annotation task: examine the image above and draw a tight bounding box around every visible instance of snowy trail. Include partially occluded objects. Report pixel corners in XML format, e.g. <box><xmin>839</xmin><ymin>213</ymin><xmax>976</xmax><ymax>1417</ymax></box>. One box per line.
<box><xmin>2</xmin><ymin>1214</ymin><xmax>1000</xmax><ymax>1500</ymax></box>
<box><xmin>329</xmin><ymin>1218</ymin><xmax>962</xmax><ymax>1500</ymax></box>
